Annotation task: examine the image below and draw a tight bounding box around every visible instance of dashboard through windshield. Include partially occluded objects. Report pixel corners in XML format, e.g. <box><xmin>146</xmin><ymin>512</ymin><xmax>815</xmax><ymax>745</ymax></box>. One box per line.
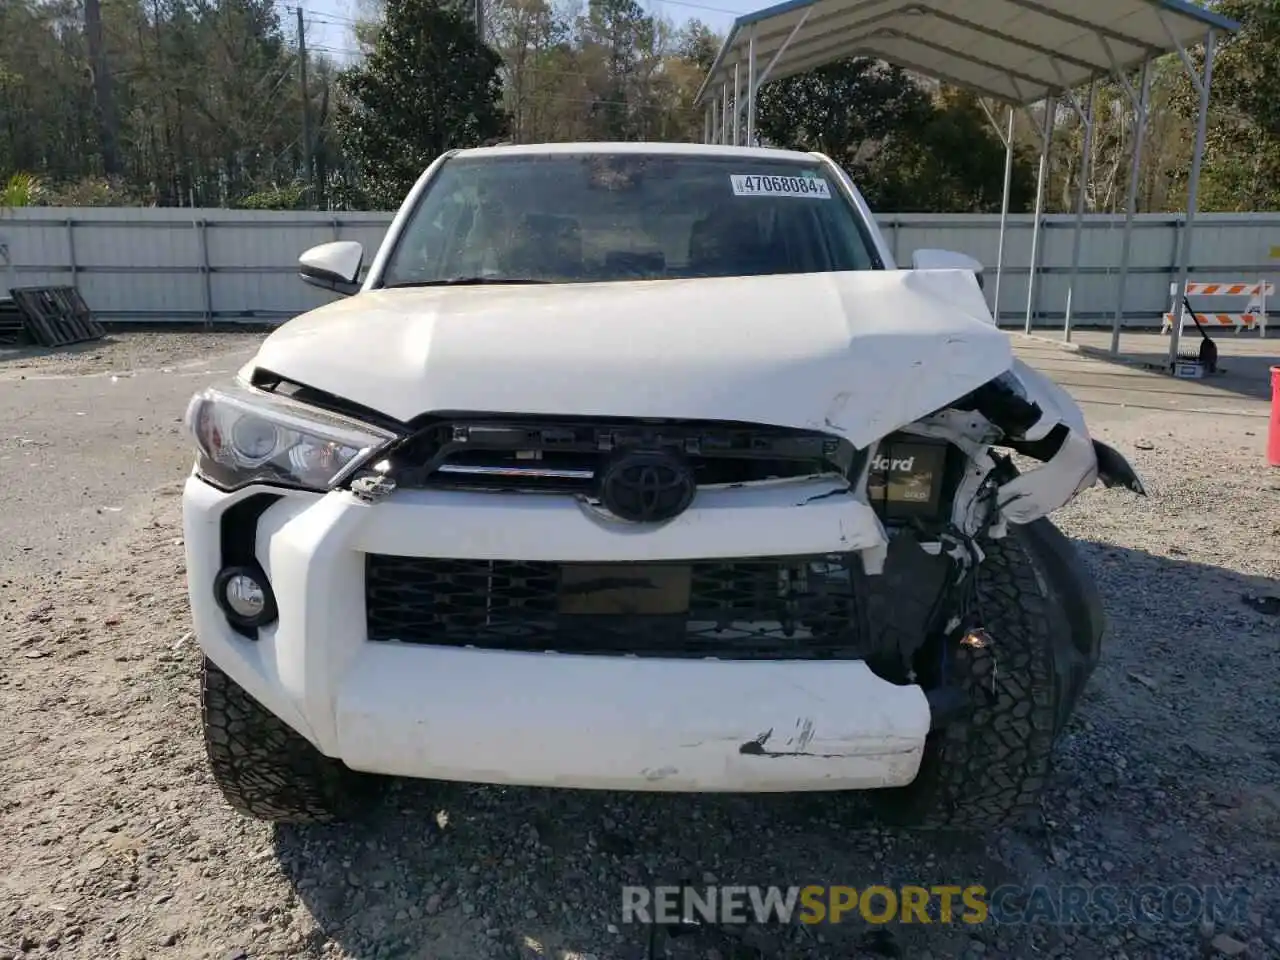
<box><xmin>377</xmin><ymin>153</ymin><xmax>883</xmax><ymax>288</ymax></box>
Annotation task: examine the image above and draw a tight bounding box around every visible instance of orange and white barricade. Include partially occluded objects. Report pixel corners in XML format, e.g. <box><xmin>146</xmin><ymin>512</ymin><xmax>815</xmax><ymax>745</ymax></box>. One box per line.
<box><xmin>1163</xmin><ymin>280</ymin><xmax>1271</xmax><ymax>336</ymax></box>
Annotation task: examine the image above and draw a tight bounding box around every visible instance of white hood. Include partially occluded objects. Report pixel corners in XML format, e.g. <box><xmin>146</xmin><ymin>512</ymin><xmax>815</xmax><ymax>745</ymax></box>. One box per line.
<box><xmin>252</xmin><ymin>269</ymin><xmax>1013</xmax><ymax>449</ymax></box>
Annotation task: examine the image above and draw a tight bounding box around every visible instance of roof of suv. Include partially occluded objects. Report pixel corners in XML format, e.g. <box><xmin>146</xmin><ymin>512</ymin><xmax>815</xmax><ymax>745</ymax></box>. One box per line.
<box><xmin>451</xmin><ymin>141</ymin><xmax>823</xmax><ymax>163</ymax></box>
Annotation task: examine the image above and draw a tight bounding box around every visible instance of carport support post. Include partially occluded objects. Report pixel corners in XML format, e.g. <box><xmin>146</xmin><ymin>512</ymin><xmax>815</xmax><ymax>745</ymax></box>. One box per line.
<box><xmin>1110</xmin><ymin>60</ymin><xmax>1152</xmax><ymax>356</ymax></box>
<box><xmin>994</xmin><ymin>106</ymin><xmax>1015</xmax><ymax>325</ymax></box>
<box><xmin>721</xmin><ymin>83</ymin><xmax>729</xmax><ymax>144</ymax></box>
<box><xmin>1024</xmin><ymin>95</ymin><xmax>1056</xmax><ymax>334</ymax></box>
<box><xmin>732</xmin><ymin>61</ymin><xmax>741</xmax><ymax>146</ymax></box>
<box><xmin>1064</xmin><ymin>81</ymin><xmax>1096</xmax><ymax>343</ymax></box>
<box><xmin>1168</xmin><ymin>29</ymin><xmax>1217</xmax><ymax>366</ymax></box>
<box><xmin>751</xmin><ymin>8</ymin><xmax>811</xmax><ymax>95</ymax></box>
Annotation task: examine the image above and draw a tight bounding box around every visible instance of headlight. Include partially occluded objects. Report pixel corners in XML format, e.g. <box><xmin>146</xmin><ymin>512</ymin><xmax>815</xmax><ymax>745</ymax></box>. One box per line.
<box><xmin>183</xmin><ymin>382</ymin><xmax>398</xmax><ymax>491</ymax></box>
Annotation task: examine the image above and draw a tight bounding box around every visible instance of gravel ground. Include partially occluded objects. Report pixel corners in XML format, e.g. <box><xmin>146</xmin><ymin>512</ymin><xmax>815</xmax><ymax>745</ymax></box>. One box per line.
<box><xmin>0</xmin><ymin>331</ymin><xmax>266</xmax><ymax>378</ymax></box>
<box><xmin>2</xmin><ymin>336</ymin><xmax>1279</xmax><ymax>960</ymax></box>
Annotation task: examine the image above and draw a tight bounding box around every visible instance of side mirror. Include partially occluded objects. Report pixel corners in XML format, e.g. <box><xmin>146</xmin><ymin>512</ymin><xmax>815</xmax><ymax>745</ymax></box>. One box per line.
<box><xmin>299</xmin><ymin>241</ymin><xmax>363</xmax><ymax>296</ymax></box>
<box><xmin>911</xmin><ymin>248</ymin><xmax>984</xmax><ymax>289</ymax></box>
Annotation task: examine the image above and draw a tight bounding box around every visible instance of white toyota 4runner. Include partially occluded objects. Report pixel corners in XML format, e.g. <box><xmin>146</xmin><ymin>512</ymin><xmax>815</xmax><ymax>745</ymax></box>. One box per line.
<box><xmin>183</xmin><ymin>142</ymin><xmax>1145</xmax><ymax>829</ymax></box>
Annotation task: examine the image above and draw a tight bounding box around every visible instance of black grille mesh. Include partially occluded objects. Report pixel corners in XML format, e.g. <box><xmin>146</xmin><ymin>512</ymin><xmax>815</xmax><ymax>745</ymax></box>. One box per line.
<box><xmin>385</xmin><ymin>418</ymin><xmax>849</xmax><ymax>493</ymax></box>
<box><xmin>364</xmin><ymin>554</ymin><xmax>871</xmax><ymax>660</ymax></box>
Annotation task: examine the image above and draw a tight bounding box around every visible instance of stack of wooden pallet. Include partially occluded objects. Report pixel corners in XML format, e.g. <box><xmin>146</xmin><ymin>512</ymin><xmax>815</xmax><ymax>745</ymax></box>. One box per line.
<box><xmin>3</xmin><ymin>286</ymin><xmax>106</xmax><ymax>347</ymax></box>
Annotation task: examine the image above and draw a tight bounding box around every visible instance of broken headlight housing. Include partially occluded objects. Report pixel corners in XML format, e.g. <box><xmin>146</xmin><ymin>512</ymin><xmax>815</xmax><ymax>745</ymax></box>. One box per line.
<box><xmin>184</xmin><ymin>382</ymin><xmax>397</xmax><ymax>491</ymax></box>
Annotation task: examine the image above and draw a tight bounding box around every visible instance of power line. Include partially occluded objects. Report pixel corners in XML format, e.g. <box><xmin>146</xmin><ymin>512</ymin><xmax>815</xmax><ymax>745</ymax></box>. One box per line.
<box><xmin>288</xmin><ymin>0</ymin><xmax>743</xmax><ymax>24</ymax></box>
<box><xmin>308</xmin><ymin>46</ymin><xmax>692</xmax><ymax>87</ymax></box>
<box><xmin>296</xmin><ymin>51</ymin><xmax>670</xmax><ymax>108</ymax></box>
<box><xmin>308</xmin><ymin>44</ymin><xmax>363</xmax><ymax>56</ymax></box>
<box><xmin>643</xmin><ymin>0</ymin><xmax>740</xmax><ymax>16</ymax></box>
<box><xmin>302</xmin><ymin>10</ymin><xmax>362</xmax><ymax>24</ymax></box>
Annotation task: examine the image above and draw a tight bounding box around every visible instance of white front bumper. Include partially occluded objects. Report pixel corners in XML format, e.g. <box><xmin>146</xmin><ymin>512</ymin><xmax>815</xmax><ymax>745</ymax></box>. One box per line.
<box><xmin>183</xmin><ymin>475</ymin><xmax>932</xmax><ymax>792</ymax></box>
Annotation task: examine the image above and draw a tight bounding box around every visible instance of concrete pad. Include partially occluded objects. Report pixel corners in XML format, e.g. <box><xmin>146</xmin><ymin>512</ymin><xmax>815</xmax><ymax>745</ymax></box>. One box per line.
<box><xmin>1070</xmin><ymin>329</ymin><xmax>1276</xmax><ymax>400</ymax></box>
<box><xmin>1009</xmin><ymin>331</ymin><xmax>1274</xmax><ymax>421</ymax></box>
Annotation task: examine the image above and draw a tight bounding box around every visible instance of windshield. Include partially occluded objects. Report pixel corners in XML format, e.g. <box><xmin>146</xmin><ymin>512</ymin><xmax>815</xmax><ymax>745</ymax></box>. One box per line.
<box><xmin>377</xmin><ymin>153</ymin><xmax>882</xmax><ymax>287</ymax></box>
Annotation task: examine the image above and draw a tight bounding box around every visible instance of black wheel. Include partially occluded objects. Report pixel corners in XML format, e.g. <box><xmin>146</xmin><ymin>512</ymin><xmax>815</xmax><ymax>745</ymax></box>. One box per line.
<box><xmin>871</xmin><ymin>528</ymin><xmax>1060</xmax><ymax>830</ymax></box>
<box><xmin>202</xmin><ymin>658</ymin><xmax>381</xmax><ymax>824</ymax></box>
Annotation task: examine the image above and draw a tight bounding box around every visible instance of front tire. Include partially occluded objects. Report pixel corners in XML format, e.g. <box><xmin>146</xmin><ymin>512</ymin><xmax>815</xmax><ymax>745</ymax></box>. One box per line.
<box><xmin>871</xmin><ymin>529</ymin><xmax>1060</xmax><ymax>830</ymax></box>
<box><xmin>202</xmin><ymin>658</ymin><xmax>380</xmax><ymax>824</ymax></box>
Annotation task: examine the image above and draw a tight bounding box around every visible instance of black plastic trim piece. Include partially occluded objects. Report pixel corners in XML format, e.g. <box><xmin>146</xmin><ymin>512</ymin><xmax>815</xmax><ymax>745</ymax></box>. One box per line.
<box><xmin>219</xmin><ymin>494</ymin><xmax>284</xmax><ymax>639</ymax></box>
<box><xmin>1093</xmin><ymin>440</ymin><xmax>1147</xmax><ymax>495</ymax></box>
<box><xmin>249</xmin><ymin>368</ymin><xmax>409</xmax><ymax>435</ymax></box>
<box><xmin>1009</xmin><ymin>423</ymin><xmax>1070</xmax><ymax>463</ymax></box>
<box><xmin>955</xmin><ymin>371</ymin><xmax>1044</xmax><ymax>439</ymax></box>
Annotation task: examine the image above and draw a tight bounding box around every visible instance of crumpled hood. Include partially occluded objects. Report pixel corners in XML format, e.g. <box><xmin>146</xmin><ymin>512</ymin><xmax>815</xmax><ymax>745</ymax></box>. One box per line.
<box><xmin>252</xmin><ymin>269</ymin><xmax>1013</xmax><ymax>449</ymax></box>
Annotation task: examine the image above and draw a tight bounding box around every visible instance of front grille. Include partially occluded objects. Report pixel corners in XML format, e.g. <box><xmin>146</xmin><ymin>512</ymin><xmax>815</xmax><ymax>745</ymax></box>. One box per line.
<box><xmin>365</xmin><ymin>554</ymin><xmax>871</xmax><ymax>659</ymax></box>
<box><xmin>383</xmin><ymin>418</ymin><xmax>855</xmax><ymax>494</ymax></box>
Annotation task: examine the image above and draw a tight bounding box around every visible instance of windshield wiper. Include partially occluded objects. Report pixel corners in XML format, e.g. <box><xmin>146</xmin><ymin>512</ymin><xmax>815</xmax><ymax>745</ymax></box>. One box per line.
<box><xmin>383</xmin><ymin>277</ymin><xmax>552</xmax><ymax>288</ymax></box>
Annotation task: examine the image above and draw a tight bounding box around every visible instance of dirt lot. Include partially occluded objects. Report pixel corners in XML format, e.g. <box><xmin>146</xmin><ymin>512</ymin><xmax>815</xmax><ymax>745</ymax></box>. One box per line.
<box><xmin>2</xmin><ymin>331</ymin><xmax>1279</xmax><ymax>960</ymax></box>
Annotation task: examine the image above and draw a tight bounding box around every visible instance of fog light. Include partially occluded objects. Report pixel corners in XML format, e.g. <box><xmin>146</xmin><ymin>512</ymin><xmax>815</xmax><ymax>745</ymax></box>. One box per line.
<box><xmin>214</xmin><ymin>565</ymin><xmax>278</xmax><ymax>629</ymax></box>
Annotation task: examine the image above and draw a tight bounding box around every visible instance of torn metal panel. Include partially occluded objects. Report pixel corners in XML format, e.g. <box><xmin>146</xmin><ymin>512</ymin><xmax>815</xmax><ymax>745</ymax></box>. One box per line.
<box><xmin>891</xmin><ymin>354</ymin><xmax>1144</xmax><ymax>535</ymax></box>
<box><xmin>998</xmin><ymin>428</ymin><xmax>1099</xmax><ymax>525</ymax></box>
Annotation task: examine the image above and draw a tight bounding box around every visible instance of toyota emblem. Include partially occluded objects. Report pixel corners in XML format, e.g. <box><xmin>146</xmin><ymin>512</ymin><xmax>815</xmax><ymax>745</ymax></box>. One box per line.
<box><xmin>598</xmin><ymin>450</ymin><xmax>696</xmax><ymax>523</ymax></box>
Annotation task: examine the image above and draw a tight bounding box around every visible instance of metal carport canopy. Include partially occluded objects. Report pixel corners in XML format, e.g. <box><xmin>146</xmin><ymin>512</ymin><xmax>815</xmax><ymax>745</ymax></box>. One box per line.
<box><xmin>694</xmin><ymin>0</ymin><xmax>1237</xmax><ymax>108</ymax></box>
<box><xmin>694</xmin><ymin>0</ymin><xmax>1241</xmax><ymax>366</ymax></box>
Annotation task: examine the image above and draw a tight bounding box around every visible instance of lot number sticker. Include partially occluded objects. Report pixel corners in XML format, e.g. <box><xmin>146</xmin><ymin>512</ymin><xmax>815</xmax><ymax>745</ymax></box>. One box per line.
<box><xmin>730</xmin><ymin>174</ymin><xmax>831</xmax><ymax>199</ymax></box>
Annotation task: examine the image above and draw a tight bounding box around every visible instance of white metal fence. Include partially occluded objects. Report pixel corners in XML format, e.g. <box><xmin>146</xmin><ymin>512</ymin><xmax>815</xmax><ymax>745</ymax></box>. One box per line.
<box><xmin>2</xmin><ymin>206</ymin><xmax>1278</xmax><ymax>328</ymax></box>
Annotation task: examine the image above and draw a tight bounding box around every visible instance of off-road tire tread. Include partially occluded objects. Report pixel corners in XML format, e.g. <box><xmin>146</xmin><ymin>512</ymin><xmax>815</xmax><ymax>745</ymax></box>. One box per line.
<box><xmin>202</xmin><ymin>658</ymin><xmax>376</xmax><ymax>824</ymax></box>
<box><xmin>873</xmin><ymin>530</ymin><xmax>1059</xmax><ymax>830</ymax></box>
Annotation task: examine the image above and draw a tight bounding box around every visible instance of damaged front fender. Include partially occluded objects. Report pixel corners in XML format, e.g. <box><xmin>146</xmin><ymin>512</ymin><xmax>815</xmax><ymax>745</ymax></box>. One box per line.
<box><xmin>964</xmin><ymin>360</ymin><xmax>1146</xmax><ymax>525</ymax></box>
<box><xmin>997</xmin><ymin>427</ymin><xmax>1099</xmax><ymax>525</ymax></box>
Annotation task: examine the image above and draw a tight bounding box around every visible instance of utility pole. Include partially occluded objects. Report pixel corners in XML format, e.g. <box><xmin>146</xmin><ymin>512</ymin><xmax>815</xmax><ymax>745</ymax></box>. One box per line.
<box><xmin>297</xmin><ymin>6</ymin><xmax>312</xmax><ymax>200</ymax></box>
<box><xmin>84</xmin><ymin>0</ymin><xmax>121</xmax><ymax>176</ymax></box>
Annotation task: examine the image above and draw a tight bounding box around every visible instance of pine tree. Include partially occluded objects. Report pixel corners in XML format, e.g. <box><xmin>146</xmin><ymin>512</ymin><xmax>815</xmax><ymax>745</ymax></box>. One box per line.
<box><xmin>336</xmin><ymin>0</ymin><xmax>509</xmax><ymax>209</ymax></box>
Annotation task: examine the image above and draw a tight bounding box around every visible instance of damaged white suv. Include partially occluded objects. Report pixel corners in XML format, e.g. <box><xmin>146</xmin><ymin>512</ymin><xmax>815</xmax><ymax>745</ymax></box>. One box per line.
<box><xmin>183</xmin><ymin>142</ymin><xmax>1145</xmax><ymax>829</ymax></box>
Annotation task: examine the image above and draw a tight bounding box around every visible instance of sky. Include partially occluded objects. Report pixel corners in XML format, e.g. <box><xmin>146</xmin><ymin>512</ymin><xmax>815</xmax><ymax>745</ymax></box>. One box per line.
<box><xmin>285</xmin><ymin>0</ymin><xmax>765</xmax><ymax>63</ymax></box>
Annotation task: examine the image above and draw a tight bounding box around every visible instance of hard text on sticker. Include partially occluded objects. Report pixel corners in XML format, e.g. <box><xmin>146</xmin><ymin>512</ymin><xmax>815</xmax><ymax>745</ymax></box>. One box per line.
<box><xmin>730</xmin><ymin>174</ymin><xmax>831</xmax><ymax>199</ymax></box>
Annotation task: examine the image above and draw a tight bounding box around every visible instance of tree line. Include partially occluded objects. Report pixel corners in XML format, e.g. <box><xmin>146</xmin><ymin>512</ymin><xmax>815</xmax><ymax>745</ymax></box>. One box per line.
<box><xmin>1</xmin><ymin>0</ymin><xmax>1275</xmax><ymax>213</ymax></box>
